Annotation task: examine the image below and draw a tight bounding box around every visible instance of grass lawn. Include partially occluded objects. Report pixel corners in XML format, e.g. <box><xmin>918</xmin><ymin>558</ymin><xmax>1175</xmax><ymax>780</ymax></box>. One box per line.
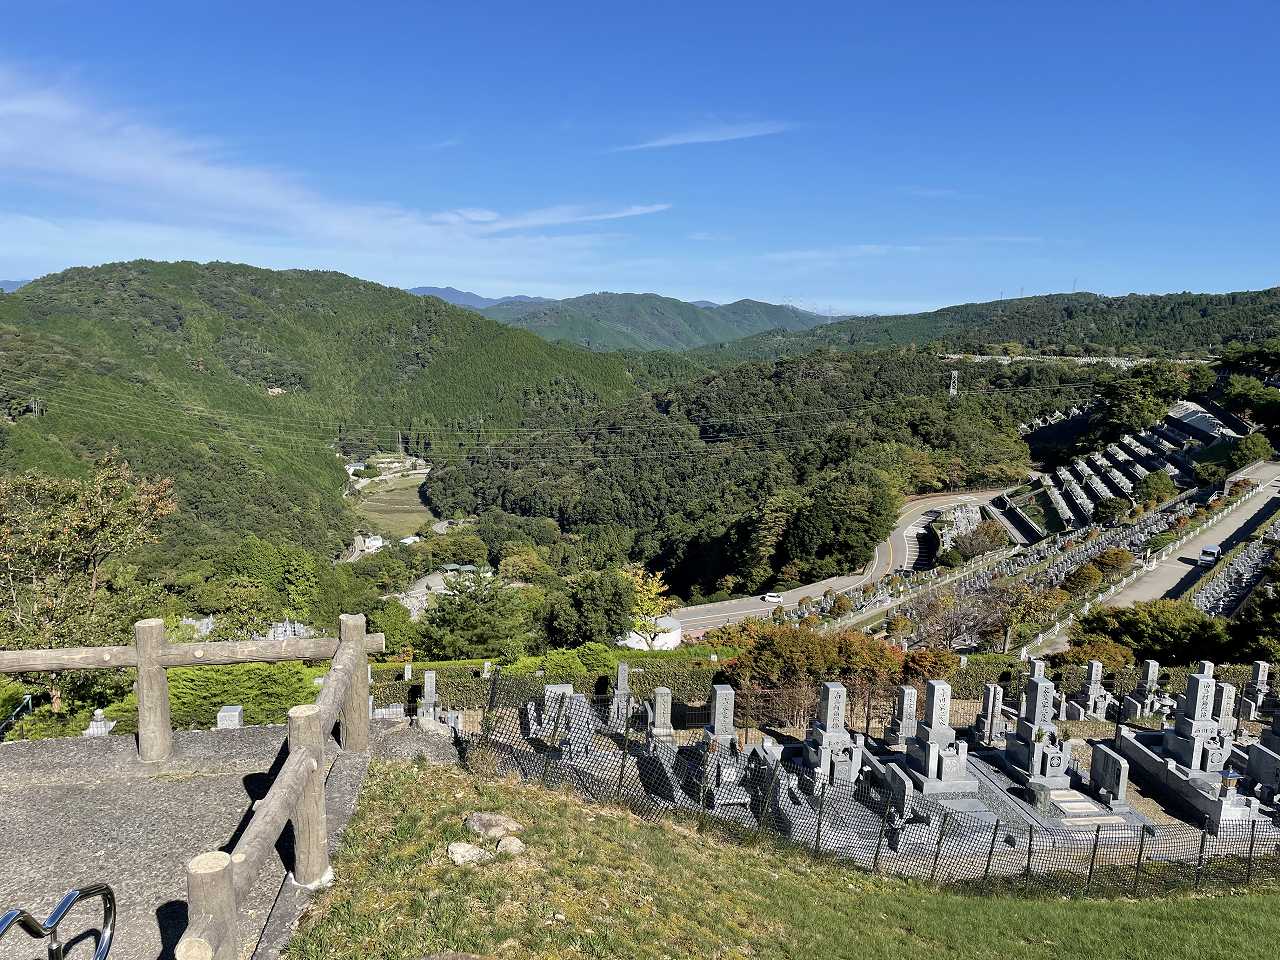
<box><xmin>352</xmin><ymin>475</ymin><xmax>434</xmax><ymax>539</ymax></box>
<box><xmin>287</xmin><ymin>761</ymin><xmax>1280</xmax><ymax>960</ymax></box>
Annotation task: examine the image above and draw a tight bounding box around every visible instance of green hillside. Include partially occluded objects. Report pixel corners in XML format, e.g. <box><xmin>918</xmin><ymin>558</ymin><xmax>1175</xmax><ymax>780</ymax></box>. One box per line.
<box><xmin>426</xmin><ymin>351</ymin><xmax>1111</xmax><ymax>599</ymax></box>
<box><xmin>695</xmin><ymin>288</ymin><xmax>1280</xmax><ymax>362</ymax></box>
<box><xmin>0</xmin><ymin>260</ymin><xmax>642</xmax><ymax>568</ymax></box>
<box><xmin>480</xmin><ymin>291</ymin><xmax>831</xmax><ymax>351</ymax></box>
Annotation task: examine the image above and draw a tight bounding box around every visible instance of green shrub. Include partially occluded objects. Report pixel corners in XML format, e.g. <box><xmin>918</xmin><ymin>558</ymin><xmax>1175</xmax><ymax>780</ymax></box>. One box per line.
<box><xmin>107</xmin><ymin>661</ymin><xmax>317</xmax><ymax>732</ymax></box>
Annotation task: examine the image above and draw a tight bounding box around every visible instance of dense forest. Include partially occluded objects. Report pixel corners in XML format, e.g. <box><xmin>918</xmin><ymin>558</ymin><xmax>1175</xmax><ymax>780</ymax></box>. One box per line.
<box><xmin>425</xmin><ymin>351</ymin><xmax>1115</xmax><ymax>599</ymax></box>
<box><xmin>693</xmin><ymin>288</ymin><xmax>1280</xmax><ymax>362</ymax></box>
<box><xmin>477</xmin><ymin>291</ymin><xmax>831</xmax><ymax>351</ymax></box>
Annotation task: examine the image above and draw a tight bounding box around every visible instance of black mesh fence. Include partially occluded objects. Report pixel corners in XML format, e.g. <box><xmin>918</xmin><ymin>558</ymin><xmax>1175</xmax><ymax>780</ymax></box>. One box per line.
<box><xmin>449</xmin><ymin>675</ymin><xmax>1280</xmax><ymax>899</ymax></box>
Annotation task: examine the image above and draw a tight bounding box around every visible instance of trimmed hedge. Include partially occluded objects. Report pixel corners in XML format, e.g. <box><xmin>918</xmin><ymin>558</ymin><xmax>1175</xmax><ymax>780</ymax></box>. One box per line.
<box><xmin>105</xmin><ymin>661</ymin><xmax>321</xmax><ymax>732</ymax></box>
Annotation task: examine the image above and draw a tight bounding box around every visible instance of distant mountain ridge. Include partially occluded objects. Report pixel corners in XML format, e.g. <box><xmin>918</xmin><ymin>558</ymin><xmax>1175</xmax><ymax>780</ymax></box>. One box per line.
<box><xmin>0</xmin><ymin>280</ymin><xmax>27</xmax><ymax>293</ymax></box>
<box><xmin>478</xmin><ymin>291</ymin><xmax>835</xmax><ymax>351</ymax></box>
<box><xmin>407</xmin><ymin>285</ymin><xmax>553</xmax><ymax>310</ymax></box>
<box><xmin>692</xmin><ymin>287</ymin><xmax>1280</xmax><ymax>361</ymax></box>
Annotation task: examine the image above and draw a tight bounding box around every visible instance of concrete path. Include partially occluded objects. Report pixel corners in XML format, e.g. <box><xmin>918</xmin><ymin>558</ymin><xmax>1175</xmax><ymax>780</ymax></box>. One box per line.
<box><xmin>1105</xmin><ymin>461</ymin><xmax>1280</xmax><ymax>608</ymax></box>
<box><xmin>671</xmin><ymin>488</ymin><xmax>1007</xmax><ymax>632</ymax></box>
<box><xmin>0</xmin><ymin>722</ymin><xmax>453</xmax><ymax>960</ymax></box>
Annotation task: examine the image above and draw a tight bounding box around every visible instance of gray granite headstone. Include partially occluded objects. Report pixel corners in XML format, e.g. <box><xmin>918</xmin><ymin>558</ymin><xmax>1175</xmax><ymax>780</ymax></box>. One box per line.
<box><xmin>216</xmin><ymin>705</ymin><xmax>243</xmax><ymax>729</ymax></box>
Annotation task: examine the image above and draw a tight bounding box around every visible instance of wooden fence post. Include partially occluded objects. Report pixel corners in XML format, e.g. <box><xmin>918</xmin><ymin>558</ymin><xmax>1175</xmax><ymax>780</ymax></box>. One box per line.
<box><xmin>339</xmin><ymin>614</ymin><xmax>369</xmax><ymax>752</ymax></box>
<box><xmin>134</xmin><ymin>618</ymin><xmax>173</xmax><ymax>762</ymax></box>
<box><xmin>288</xmin><ymin>704</ymin><xmax>332</xmax><ymax>889</ymax></box>
<box><xmin>177</xmin><ymin>851</ymin><xmax>237</xmax><ymax>960</ymax></box>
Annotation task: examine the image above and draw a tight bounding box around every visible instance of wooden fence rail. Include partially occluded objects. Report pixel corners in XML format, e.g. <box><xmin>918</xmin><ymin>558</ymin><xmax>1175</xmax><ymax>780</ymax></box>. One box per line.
<box><xmin>175</xmin><ymin>613</ymin><xmax>373</xmax><ymax>960</ymax></box>
<box><xmin>0</xmin><ymin>614</ymin><xmax>383</xmax><ymax>760</ymax></box>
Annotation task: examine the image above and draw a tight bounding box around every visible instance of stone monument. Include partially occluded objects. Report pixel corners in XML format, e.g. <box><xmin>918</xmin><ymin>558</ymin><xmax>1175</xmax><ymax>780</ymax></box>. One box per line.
<box><xmin>801</xmin><ymin>682</ymin><xmax>863</xmax><ymax>785</ymax></box>
<box><xmin>646</xmin><ymin>686</ymin><xmax>676</xmax><ymax>746</ymax></box>
<box><xmin>1064</xmin><ymin>660</ymin><xmax>1114</xmax><ymax>721</ymax></box>
<box><xmin>216</xmin><ymin>705</ymin><xmax>243</xmax><ymax>729</ymax></box>
<box><xmin>1004</xmin><ymin>674</ymin><xmax>1072</xmax><ymax>792</ymax></box>
<box><xmin>905</xmin><ymin>680</ymin><xmax>978</xmax><ymax>793</ymax></box>
<box><xmin>973</xmin><ymin>683</ymin><xmax>1006</xmax><ymax>747</ymax></box>
<box><xmin>883</xmin><ymin>685</ymin><xmax>917</xmax><ymax>750</ymax></box>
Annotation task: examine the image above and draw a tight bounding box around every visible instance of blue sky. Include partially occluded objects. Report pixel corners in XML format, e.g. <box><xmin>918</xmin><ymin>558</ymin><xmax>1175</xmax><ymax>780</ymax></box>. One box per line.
<box><xmin>1</xmin><ymin>2</ymin><xmax>1277</xmax><ymax>313</ymax></box>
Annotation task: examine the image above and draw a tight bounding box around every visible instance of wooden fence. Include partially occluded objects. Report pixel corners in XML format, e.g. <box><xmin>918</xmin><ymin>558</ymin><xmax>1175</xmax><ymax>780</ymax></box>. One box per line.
<box><xmin>1</xmin><ymin>612</ymin><xmax>383</xmax><ymax>960</ymax></box>
<box><xmin>175</xmin><ymin>613</ymin><xmax>378</xmax><ymax>960</ymax></box>
<box><xmin>0</xmin><ymin>614</ymin><xmax>383</xmax><ymax>761</ymax></box>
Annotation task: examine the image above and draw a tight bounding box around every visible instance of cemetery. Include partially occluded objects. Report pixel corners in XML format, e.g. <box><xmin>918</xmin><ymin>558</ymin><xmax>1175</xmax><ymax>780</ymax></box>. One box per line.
<box><xmin>475</xmin><ymin>654</ymin><xmax>1280</xmax><ymax>896</ymax></box>
<box><xmin>1001</xmin><ymin>402</ymin><xmax>1219</xmax><ymax>537</ymax></box>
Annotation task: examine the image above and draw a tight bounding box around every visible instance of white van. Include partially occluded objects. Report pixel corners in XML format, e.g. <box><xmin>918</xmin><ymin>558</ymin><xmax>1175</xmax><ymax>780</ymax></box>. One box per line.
<box><xmin>1199</xmin><ymin>545</ymin><xmax>1222</xmax><ymax>566</ymax></box>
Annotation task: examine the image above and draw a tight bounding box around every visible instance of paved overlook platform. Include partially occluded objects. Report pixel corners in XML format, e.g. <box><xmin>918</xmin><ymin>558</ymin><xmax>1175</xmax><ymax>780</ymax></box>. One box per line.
<box><xmin>0</xmin><ymin>723</ymin><xmax>454</xmax><ymax>960</ymax></box>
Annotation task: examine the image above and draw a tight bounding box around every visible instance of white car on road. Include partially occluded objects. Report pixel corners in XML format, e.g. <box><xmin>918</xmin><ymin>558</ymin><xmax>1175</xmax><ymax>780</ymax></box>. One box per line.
<box><xmin>762</xmin><ymin>592</ymin><xmax>784</xmax><ymax>604</ymax></box>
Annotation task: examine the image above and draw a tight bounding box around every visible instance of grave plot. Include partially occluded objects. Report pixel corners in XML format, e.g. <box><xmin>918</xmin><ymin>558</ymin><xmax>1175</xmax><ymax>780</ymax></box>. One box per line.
<box><xmin>1114</xmin><ymin>662</ymin><xmax>1279</xmax><ymax>830</ymax></box>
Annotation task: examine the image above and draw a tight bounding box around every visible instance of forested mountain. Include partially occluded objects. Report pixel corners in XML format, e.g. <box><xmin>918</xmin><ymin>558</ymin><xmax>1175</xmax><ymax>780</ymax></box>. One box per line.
<box><xmin>406</xmin><ymin>286</ymin><xmax>551</xmax><ymax>310</ymax></box>
<box><xmin>426</xmin><ymin>351</ymin><xmax>1112</xmax><ymax>599</ymax></box>
<box><xmin>0</xmin><ymin>261</ymin><xmax>647</xmax><ymax>570</ymax></box>
<box><xmin>695</xmin><ymin>288</ymin><xmax>1280</xmax><ymax>362</ymax></box>
<box><xmin>478</xmin><ymin>292</ymin><xmax>833</xmax><ymax>351</ymax></box>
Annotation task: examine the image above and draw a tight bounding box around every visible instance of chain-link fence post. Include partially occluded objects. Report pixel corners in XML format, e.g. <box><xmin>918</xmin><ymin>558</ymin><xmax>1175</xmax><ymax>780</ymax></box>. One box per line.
<box><xmin>813</xmin><ymin>784</ymin><xmax>829</xmax><ymax>855</ymax></box>
<box><xmin>930</xmin><ymin>811</ymin><xmax>950</xmax><ymax>883</ymax></box>
<box><xmin>1194</xmin><ymin>818</ymin><xmax>1209</xmax><ymax>890</ymax></box>
<box><xmin>614</xmin><ymin>695</ymin><xmax>634</xmax><ymax>802</ymax></box>
<box><xmin>1246</xmin><ymin>819</ymin><xmax>1258</xmax><ymax>885</ymax></box>
<box><xmin>1085</xmin><ymin>824</ymin><xmax>1101</xmax><ymax>894</ymax></box>
<box><xmin>1023</xmin><ymin>825</ymin><xmax>1035</xmax><ymax>892</ymax></box>
<box><xmin>1132</xmin><ymin>827</ymin><xmax>1146</xmax><ymax>896</ymax></box>
<box><xmin>872</xmin><ymin>792</ymin><xmax>890</xmax><ymax>873</ymax></box>
<box><xmin>760</xmin><ymin>756</ymin><xmax>785</xmax><ymax>842</ymax></box>
<box><xmin>983</xmin><ymin>820</ymin><xmax>1001</xmax><ymax>888</ymax></box>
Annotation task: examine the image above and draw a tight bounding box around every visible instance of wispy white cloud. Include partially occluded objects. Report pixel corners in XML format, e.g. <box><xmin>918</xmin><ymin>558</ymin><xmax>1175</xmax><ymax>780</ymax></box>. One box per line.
<box><xmin>613</xmin><ymin>120</ymin><xmax>789</xmax><ymax>151</ymax></box>
<box><xmin>0</xmin><ymin>67</ymin><xmax>671</xmax><ymax>289</ymax></box>
<box><xmin>760</xmin><ymin>243</ymin><xmax>923</xmax><ymax>264</ymax></box>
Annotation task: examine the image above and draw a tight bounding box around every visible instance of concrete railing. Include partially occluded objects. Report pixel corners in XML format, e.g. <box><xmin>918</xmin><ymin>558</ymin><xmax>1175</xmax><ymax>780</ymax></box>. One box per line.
<box><xmin>0</xmin><ymin>614</ymin><xmax>384</xmax><ymax>762</ymax></box>
<box><xmin>176</xmin><ymin>613</ymin><xmax>375</xmax><ymax>960</ymax></box>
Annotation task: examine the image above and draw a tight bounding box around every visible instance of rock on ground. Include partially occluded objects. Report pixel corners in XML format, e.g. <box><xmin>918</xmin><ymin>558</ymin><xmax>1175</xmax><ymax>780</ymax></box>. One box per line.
<box><xmin>447</xmin><ymin>841</ymin><xmax>495</xmax><ymax>866</ymax></box>
<box><xmin>496</xmin><ymin>836</ymin><xmax>526</xmax><ymax>856</ymax></box>
<box><xmin>464</xmin><ymin>811</ymin><xmax>525</xmax><ymax>839</ymax></box>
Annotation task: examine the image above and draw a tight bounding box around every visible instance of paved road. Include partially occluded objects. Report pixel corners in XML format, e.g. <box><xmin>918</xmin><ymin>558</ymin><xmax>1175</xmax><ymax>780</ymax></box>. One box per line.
<box><xmin>671</xmin><ymin>489</ymin><xmax>1007</xmax><ymax>633</ymax></box>
<box><xmin>1105</xmin><ymin>460</ymin><xmax>1280</xmax><ymax>608</ymax></box>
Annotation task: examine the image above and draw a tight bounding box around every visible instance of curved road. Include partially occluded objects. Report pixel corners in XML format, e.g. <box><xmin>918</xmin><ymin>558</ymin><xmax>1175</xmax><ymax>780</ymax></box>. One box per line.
<box><xmin>671</xmin><ymin>489</ymin><xmax>1009</xmax><ymax>633</ymax></box>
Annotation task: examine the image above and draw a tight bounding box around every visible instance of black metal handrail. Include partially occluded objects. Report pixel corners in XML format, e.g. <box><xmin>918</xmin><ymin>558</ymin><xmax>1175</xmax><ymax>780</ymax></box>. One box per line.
<box><xmin>0</xmin><ymin>693</ymin><xmax>34</xmax><ymax>737</ymax></box>
<box><xmin>0</xmin><ymin>883</ymin><xmax>116</xmax><ymax>960</ymax></box>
